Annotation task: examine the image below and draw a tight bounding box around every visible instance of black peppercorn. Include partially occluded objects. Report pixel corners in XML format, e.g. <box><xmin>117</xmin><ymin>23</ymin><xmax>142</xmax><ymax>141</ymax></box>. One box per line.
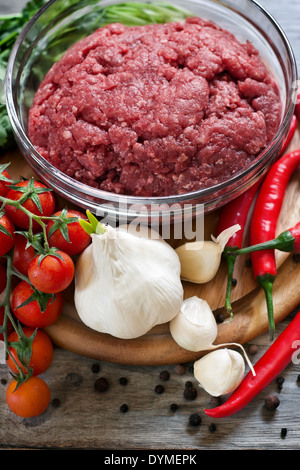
<box><xmin>1</xmin><ymin>378</ymin><xmax>7</xmax><ymax>385</ymax></box>
<box><xmin>248</xmin><ymin>344</ymin><xmax>258</xmax><ymax>355</ymax></box>
<box><xmin>188</xmin><ymin>413</ymin><xmax>201</xmax><ymax>426</ymax></box>
<box><xmin>297</xmin><ymin>374</ymin><xmax>300</xmax><ymax>383</ymax></box>
<box><xmin>208</xmin><ymin>423</ymin><xmax>216</xmax><ymax>433</ymax></box>
<box><xmin>51</xmin><ymin>398</ymin><xmax>61</xmax><ymax>408</ymax></box>
<box><xmin>120</xmin><ymin>404</ymin><xmax>129</xmax><ymax>413</ymax></box>
<box><xmin>231</xmin><ymin>277</ymin><xmax>237</xmax><ymax>287</ymax></box>
<box><xmin>159</xmin><ymin>370</ymin><xmax>170</xmax><ymax>381</ymax></box>
<box><xmin>276</xmin><ymin>376</ymin><xmax>285</xmax><ymax>390</ymax></box>
<box><xmin>119</xmin><ymin>377</ymin><xmax>128</xmax><ymax>386</ymax></box>
<box><xmin>184</xmin><ymin>386</ymin><xmax>197</xmax><ymax>400</ymax></box>
<box><xmin>94</xmin><ymin>377</ymin><xmax>109</xmax><ymax>392</ymax></box>
<box><xmin>215</xmin><ymin>313</ymin><xmax>224</xmax><ymax>324</ymax></box>
<box><xmin>170</xmin><ymin>403</ymin><xmax>178</xmax><ymax>412</ymax></box>
<box><xmin>264</xmin><ymin>394</ymin><xmax>280</xmax><ymax>411</ymax></box>
<box><xmin>154</xmin><ymin>384</ymin><xmax>164</xmax><ymax>394</ymax></box>
<box><xmin>210</xmin><ymin>396</ymin><xmax>222</xmax><ymax>407</ymax></box>
<box><xmin>91</xmin><ymin>363</ymin><xmax>100</xmax><ymax>373</ymax></box>
<box><xmin>281</xmin><ymin>428</ymin><xmax>287</xmax><ymax>438</ymax></box>
<box><xmin>185</xmin><ymin>380</ymin><xmax>193</xmax><ymax>388</ymax></box>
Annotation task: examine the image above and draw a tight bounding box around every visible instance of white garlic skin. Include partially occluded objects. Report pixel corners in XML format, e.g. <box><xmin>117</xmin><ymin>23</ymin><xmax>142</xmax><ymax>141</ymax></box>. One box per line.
<box><xmin>169</xmin><ymin>296</ymin><xmax>218</xmax><ymax>352</ymax></box>
<box><xmin>74</xmin><ymin>224</ymin><xmax>183</xmax><ymax>339</ymax></box>
<box><xmin>193</xmin><ymin>348</ymin><xmax>245</xmax><ymax>397</ymax></box>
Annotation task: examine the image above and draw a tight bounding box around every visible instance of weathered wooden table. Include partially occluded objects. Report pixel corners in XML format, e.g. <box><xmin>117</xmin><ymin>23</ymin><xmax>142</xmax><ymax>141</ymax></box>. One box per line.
<box><xmin>1</xmin><ymin>0</ymin><xmax>300</xmax><ymax>452</ymax></box>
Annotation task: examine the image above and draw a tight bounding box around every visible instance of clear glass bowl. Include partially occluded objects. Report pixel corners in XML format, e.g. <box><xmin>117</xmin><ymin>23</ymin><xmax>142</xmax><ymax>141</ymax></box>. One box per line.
<box><xmin>5</xmin><ymin>0</ymin><xmax>297</xmax><ymax>225</ymax></box>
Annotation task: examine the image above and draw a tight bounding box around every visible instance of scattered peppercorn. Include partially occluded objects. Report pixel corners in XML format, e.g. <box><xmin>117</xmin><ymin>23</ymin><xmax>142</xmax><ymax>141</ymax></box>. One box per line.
<box><xmin>119</xmin><ymin>377</ymin><xmax>128</xmax><ymax>386</ymax></box>
<box><xmin>120</xmin><ymin>404</ymin><xmax>129</xmax><ymax>413</ymax></box>
<box><xmin>184</xmin><ymin>386</ymin><xmax>198</xmax><ymax>401</ymax></box>
<box><xmin>185</xmin><ymin>380</ymin><xmax>193</xmax><ymax>389</ymax></box>
<box><xmin>281</xmin><ymin>428</ymin><xmax>288</xmax><ymax>438</ymax></box>
<box><xmin>297</xmin><ymin>374</ymin><xmax>300</xmax><ymax>384</ymax></box>
<box><xmin>231</xmin><ymin>277</ymin><xmax>237</xmax><ymax>287</ymax></box>
<box><xmin>248</xmin><ymin>344</ymin><xmax>258</xmax><ymax>355</ymax></box>
<box><xmin>208</xmin><ymin>423</ymin><xmax>216</xmax><ymax>433</ymax></box>
<box><xmin>215</xmin><ymin>313</ymin><xmax>224</xmax><ymax>324</ymax></box>
<box><xmin>51</xmin><ymin>398</ymin><xmax>61</xmax><ymax>408</ymax></box>
<box><xmin>188</xmin><ymin>413</ymin><xmax>202</xmax><ymax>426</ymax></box>
<box><xmin>174</xmin><ymin>364</ymin><xmax>186</xmax><ymax>375</ymax></box>
<box><xmin>276</xmin><ymin>376</ymin><xmax>285</xmax><ymax>390</ymax></box>
<box><xmin>154</xmin><ymin>384</ymin><xmax>164</xmax><ymax>394</ymax></box>
<box><xmin>292</xmin><ymin>253</ymin><xmax>300</xmax><ymax>263</ymax></box>
<box><xmin>170</xmin><ymin>403</ymin><xmax>178</xmax><ymax>412</ymax></box>
<box><xmin>1</xmin><ymin>378</ymin><xmax>7</xmax><ymax>385</ymax></box>
<box><xmin>210</xmin><ymin>396</ymin><xmax>223</xmax><ymax>407</ymax></box>
<box><xmin>94</xmin><ymin>377</ymin><xmax>109</xmax><ymax>393</ymax></box>
<box><xmin>264</xmin><ymin>394</ymin><xmax>280</xmax><ymax>411</ymax></box>
<box><xmin>159</xmin><ymin>370</ymin><xmax>170</xmax><ymax>381</ymax></box>
<box><xmin>91</xmin><ymin>363</ymin><xmax>100</xmax><ymax>373</ymax></box>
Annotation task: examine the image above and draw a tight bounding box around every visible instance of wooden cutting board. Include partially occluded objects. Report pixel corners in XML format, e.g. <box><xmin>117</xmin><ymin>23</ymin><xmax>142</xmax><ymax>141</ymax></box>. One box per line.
<box><xmin>3</xmin><ymin>128</ymin><xmax>300</xmax><ymax>366</ymax></box>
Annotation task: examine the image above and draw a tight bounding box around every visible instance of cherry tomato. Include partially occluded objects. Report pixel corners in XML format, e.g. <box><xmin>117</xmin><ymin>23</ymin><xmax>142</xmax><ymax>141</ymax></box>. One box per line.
<box><xmin>11</xmin><ymin>280</ymin><xmax>63</xmax><ymax>328</ymax></box>
<box><xmin>0</xmin><ymin>263</ymin><xmax>6</xmax><ymax>293</ymax></box>
<box><xmin>0</xmin><ymin>213</ymin><xmax>15</xmax><ymax>256</ymax></box>
<box><xmin>28</xmin><ymin>251</ymin><xmax>74</xmax><ymax>294</ymax></box>
<box><xmin>6</xmin><ymin>376</ymin><xmax>51</xmax><ymax>418</ymax></box>
<box><xmin>13</xmin><ymin>234</ymin><xmax>36</xmax><ymax>276</ymax></box>
<box><xmin>6</xmin><ymin>327</ymin><xmax>54</xmax><ymax>376</ymax></box>
<box><xmin>5</xmin><ymin>180</ymin><xmax>55</xmax><ymax>230</ymax></box>
<box><xmin>0</xmin><ymin>168</ymin><xmax>11</xmax><ymax>197</ymax></box>
<box><xmin>46</xmin><ymin>209</ymin><xmax>90</xmax><ymax>256</ymax></box>
<box><xmin>0</xmin><ymin>306</ymin><xmax>14</xmax><ymax>341</ymax></box>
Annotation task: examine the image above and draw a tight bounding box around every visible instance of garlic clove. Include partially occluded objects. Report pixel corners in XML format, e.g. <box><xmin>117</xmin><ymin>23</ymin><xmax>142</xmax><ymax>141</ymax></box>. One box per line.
<box><xmin>175</xmin><ymin>224</ymin><xmax>241</xmax><ymax>283</ymax></box>
<box><xmin>169</xmin><ymin>296</ymin><xmax>218</xmax><ymax>352</ymax></box>
<box><xmin>193</xmin><ymin>348</ymin><xmax>245</xmax><ymax>397</ymax></box>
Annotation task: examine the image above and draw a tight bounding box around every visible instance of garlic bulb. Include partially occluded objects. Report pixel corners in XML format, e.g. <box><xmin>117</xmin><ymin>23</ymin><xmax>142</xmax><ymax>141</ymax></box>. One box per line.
<box><xmin>74</xmin><ymin>223</ymin><xmax>183</xmax><ymax>339</ymax></box>
<box><xmin>193</xmin><ymin>348</ymin><xmax>245</xmax><ymax>396</ymax></box>
<box><xmin>170</xmin><ymin>296</ymin><xmax>217</xmax><ymax>352</ymax></box>
<box><xmin>175</xmin><ymin>224</ymin><xmax>241</xmax><ymax>283</ymax></box>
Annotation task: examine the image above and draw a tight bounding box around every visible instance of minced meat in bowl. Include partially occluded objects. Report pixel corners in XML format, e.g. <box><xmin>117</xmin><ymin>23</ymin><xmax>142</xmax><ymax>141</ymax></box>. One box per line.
<box><xmin>27</xmin><ymin>17</ymin><xmax>281</xmax><ymax>198</ymax></box>
<box><xmin>6</xmin><ymin>0</ymin><xmax>296</xmax><ymax>218</ymax></box>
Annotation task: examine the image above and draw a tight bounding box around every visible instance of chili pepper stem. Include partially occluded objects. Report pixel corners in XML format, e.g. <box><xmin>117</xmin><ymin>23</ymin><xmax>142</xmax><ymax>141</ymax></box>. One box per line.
<box><xmin>258</xmin><ymin>274</ymin><xmax>276</xmax><ymax>341</ymax></box>
<box><xmin>223</xmin><ymin>251</ymin><xmax>236</xmax><ymax>322</ymax></box>
<box><xmin>231</xmin><ymin>230</ymin><xmax>295</xmax><ymax>256</ymax></box>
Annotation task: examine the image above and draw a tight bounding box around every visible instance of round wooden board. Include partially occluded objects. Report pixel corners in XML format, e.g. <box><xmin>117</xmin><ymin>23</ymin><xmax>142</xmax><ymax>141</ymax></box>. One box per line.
<box><xmin>2</xmin><ymin>128</ymin><xmax>300</xmax><ymax>365</ymax></box>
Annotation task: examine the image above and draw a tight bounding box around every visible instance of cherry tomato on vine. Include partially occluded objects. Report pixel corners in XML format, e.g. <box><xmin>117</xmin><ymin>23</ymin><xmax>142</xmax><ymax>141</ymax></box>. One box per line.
<box><xmin>0</xmin><ymin>168</ymin><xmax>12</xmax><ymax>197</ymax></box>
<box><xmin>6</xmin><ymin>376</ymin><xmax>51</xmax><ymax>418</ymax></box>
<box><xmin>5</xmin><ymin>179</ymin><xmax>55</xmax><ymax>230</ymax></box>
<box><xmin>13</xmin><ymin>234</ymin><xmax>36</xmax><ymax>276</ymax></box>
<box><xmin>0</xmin><ymin>306</ymin><xmax>13</xmax><ymax>341</ymax></box>
<box><xmin>6</xmin><ymin>327</ymin><xmax>54</xmax><ymax>376</ymax></box>
<box><xmin>28</xmin><ymin>250</ymin><xmax>75</xmax><ymax>294</ymax></box>
<box><xmin>11</xmin><ymin>280</ymin><xmax>63</xmax><ymax>328</ymax></box>
<box><xmin>0</xmin><ymin>263</ymin><xmax>7</xmax><ymax>293</ymax></box>
<box><xmin>46</xmin><ymin>209</ymin><xmax>91</xmax><ymax>256</ymax></box>
<box><xmin>0</xmin><ymin>213</ymin><xmax>15</xmax><ymax>256</ymax></box>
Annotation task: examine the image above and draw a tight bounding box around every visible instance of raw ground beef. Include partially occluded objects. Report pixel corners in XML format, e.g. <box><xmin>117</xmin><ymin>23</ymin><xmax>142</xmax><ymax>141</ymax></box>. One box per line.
<box><xmin>28</xmin><ymin>17</ymin><xmax>282</xmax><ymax>197</ymax></box>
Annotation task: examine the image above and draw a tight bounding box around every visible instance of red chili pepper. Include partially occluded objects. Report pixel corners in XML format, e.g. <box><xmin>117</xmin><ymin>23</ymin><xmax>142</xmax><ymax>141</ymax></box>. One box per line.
<box><xmin>204</xmin><ymin>309</ymin><xmax>300</xmax><ymax>419</ymax></box>
<box><xmin>279</xmin><ymin>114</ymin><xmax>298</xmax><ymax>156</ymax></box>
<box><xmin>215</xmin><ymin>181</ymin><xmax>261</xmax><ymax>319</ymax></box>
<box><xmin>248</xmin><ymin>149</ymin><xmax>300</xmax><ymax>339</ymax></box>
